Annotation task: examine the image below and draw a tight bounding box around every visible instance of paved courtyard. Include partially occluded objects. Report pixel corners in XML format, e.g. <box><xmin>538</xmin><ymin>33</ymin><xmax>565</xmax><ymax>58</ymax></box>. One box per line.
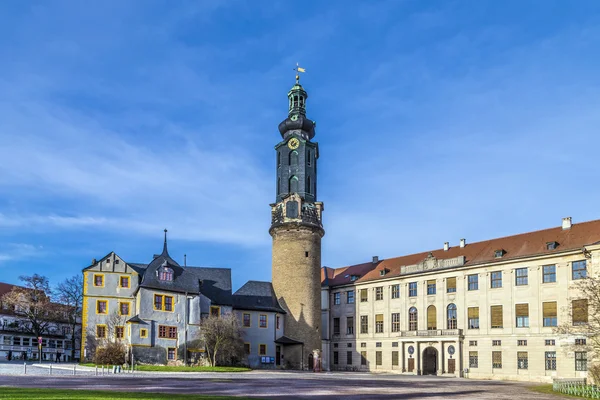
<box><xmin>0</xmin><ymin>362</ymin><xmax>566</xmax><ymax>399</ymax></box>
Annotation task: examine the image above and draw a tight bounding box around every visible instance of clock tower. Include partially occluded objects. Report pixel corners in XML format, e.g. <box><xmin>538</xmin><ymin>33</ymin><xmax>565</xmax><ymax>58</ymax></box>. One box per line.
<box><xmin>270</xmin><ymin>76</ymin><xmax>324</xmax><ymax>370</ymax></box>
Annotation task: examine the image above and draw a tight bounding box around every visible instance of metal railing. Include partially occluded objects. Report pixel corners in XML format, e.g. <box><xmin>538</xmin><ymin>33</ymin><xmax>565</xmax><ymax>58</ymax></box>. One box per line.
<box><xmin>399</xmin><ymin>329</ymin><xmax>463</xmax><ymax>337</ymax></box>
<box><xmin>553</xmin><ymin>380</ymin><xmax>600</xmax><ymax>398</ymax></box>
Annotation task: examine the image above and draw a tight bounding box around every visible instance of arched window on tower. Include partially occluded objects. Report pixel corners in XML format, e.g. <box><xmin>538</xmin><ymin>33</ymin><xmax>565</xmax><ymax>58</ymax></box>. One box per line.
<box><xmin>306</xmin><ymin>149</ymin><xmax>311</xmax><ymax>166</ymax></box>
<box><xmin>277</xmin><ymin>177</ymin><xmax>281</xmax><ymax>195</ymax></box>
<box><xmin>409</xmin><ymin>307</ymin><xmax>418</xmax><ymax>331</ymax></box>
<box><xmin>277</xmin><ymin>151</ymin><xmax>281</xmax><ymax>167</ymax></box>
<box><xmin>427</xmin><ymin>305</ymin><xmax>437</xmax><ymax>330</ymax></box>
<box><xmin>289</xmin><ymin>150</ymin><xmax>298</xmax><ymax>166</ymax></box>
<box><xmin>289</xmin><ymin>176</ymin><xmax>298</xmax><ymax>193</ymax></box>
<box><xmin>293</xmin><ymin>95</ymin><xmax>298</xmax><ymax>108</ymax></box>
<box><xmin>447</xmin><ymin>303</ymin><xmax>457</xmax><ymax>329</ymax></box>
<box><xmin>307</xmin><ymin>176</ymin><xmax>311</xmax><ymax>194</ymax></box>
<box><xmin>299</xmin><ymin>96</ymin><xmax>304</xmax><ymax>107</ymax></box>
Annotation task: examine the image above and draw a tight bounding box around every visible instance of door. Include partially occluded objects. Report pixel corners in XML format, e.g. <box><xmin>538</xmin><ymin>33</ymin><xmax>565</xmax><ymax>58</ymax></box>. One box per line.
<box><xmin>276</xmin><ymin>346</ymin><xmax>281</xmax><ymax>366</ymax></box>
<box><xmin>408</xmin><ymin>358</ymin><xmax>415</xmax><ymax>372</ymax></box>
<box><xmin>448</xmin><ymin>359</ymin><xmax>455</xmax><ymax>374</ymax></box>
<box><xmin>422</xmin><ymin>347</ymin><xmax>438</xmax><ymax>375</ymax></box>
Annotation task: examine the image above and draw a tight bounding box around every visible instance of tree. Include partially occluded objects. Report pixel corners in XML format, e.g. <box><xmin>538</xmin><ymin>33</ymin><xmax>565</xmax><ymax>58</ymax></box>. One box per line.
<box><xmin>198</xmin><ymin>313</ymin><xmax>244</xmax><ymax>367</ymax></box>
<box><xmin>86</xmin><ymin>309</ymin><xmax>128</xmax><ymax>364</ymax></box>
<box><xmin>54</xmin><ymin>275</ymin><xmax>83</xmax><ymax>356</ymax></box>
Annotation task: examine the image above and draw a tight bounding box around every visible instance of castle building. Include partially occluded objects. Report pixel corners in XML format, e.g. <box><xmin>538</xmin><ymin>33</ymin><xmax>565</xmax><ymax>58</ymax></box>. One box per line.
<box><xmin>321</xmin><ymin>217</ymin><xmax>599</xmax><ymax>382</ymax></box>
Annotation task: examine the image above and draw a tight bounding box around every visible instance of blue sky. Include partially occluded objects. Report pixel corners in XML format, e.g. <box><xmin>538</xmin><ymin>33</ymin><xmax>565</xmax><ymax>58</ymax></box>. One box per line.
<box><xmin>1</xmin><ymin>1</ymin><xmax>600</xmax><ymax>291</ymax></box>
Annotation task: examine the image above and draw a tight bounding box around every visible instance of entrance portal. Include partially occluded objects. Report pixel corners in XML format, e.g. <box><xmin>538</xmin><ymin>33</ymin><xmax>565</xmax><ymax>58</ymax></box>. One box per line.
<box><xmin>422</xmin><ymin>347</ymin><xmax>438</xmax><ymax>375</ymax></box>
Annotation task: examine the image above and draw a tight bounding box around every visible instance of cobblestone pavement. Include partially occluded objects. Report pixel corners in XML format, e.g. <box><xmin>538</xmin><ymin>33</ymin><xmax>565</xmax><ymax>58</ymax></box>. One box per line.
<box><xmin>0</xmin><ymin>363</ymin><xmax>568</xmax><ymax>399</ymax></box>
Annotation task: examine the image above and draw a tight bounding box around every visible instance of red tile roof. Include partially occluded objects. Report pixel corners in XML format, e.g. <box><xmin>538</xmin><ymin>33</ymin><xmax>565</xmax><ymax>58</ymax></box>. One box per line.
<box><xmin>323</xmin><ymin>218</ymin><xmax>600</xmax><ymax>286</ymax></box>
<box><xmin>0</xmin><ymin>282</ymin><xmax>18</xmax><ymax>298</ymax></box>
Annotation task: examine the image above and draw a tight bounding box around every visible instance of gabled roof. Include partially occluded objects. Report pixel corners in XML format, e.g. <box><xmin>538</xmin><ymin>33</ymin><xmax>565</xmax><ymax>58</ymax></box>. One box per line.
<box><xmin>232</xmin><ymin>281</ymin><xmax>286</xmax><ymax>313</ymax></box>
<box><xmin>126</xmin><ymin>315</ymin><xmax>148</xmax><ymax>324</ymax></box>
<box><xmin>322</xmin><ymin>262</ymin><xmax>378</xmax><ymax>287</ymax></box>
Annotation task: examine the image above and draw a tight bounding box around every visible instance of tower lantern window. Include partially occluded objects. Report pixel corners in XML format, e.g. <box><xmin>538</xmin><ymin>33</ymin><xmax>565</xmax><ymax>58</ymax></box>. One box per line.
<box><xmin>293</xmin><ymin>96</ymin><xmax>298</xmax><ymax>107</ymax></box>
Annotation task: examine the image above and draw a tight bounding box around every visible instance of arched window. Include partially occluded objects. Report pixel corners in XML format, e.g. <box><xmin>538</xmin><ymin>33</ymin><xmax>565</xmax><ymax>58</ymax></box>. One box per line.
<box><xmin>306</xmin><ymin>149</ymin><xmax>311</xmax><ymax>166</ymax></box>
<box><xmin>409</xmin><ymin>307</ymin><xmax>418</xmax><ymax>331</ymax></box>
<box><xmin>447</xmin><ymin>303</ymin><xmax>457</xmax><ymax>329</ymax></box>
<box><xmin>427</xmin><ymin>305</ymin><xmax>437</xmax><ymax>330</ymax></box>
<box><xmin>293</xmin><ymin>95</ymin><xmax>298</xmax><ymax>107</ymax></box>
<box><xmin>307</xmin><ymin>176</ymin><xmax>311</xmax><ymax>194</ymax></box>
<box><xmin>289</xmin><ymin>176</ymin><xmax>298</xmax><ymax>193</ymax></box>
<box><xmin>289</xmin><ymin>150</ymin><xmax>298</xmax><ymax>166</ymax></box>
<box><xmin>277</xmin><ymin>151</ymin><xmax>281</xmax><ymax>167</ymax></box>
<box><xmin>277</xmin><ymin>177</ymin><xmax>281</xmax><ymax>195</ymax></box>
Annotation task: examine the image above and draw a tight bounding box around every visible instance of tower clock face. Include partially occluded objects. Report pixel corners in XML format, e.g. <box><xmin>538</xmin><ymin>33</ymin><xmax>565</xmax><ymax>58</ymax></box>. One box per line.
<box><xmin>288</xmin><ymin>138</ymin><xmax>300</xmax><ymax>150</ymax></box>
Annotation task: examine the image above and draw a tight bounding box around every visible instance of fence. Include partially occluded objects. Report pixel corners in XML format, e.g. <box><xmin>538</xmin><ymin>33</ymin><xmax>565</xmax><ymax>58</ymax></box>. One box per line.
<box><xmin>553</xmin><ymin>380</ymin><xmax>600</xmax><ymax>398</ymax></box>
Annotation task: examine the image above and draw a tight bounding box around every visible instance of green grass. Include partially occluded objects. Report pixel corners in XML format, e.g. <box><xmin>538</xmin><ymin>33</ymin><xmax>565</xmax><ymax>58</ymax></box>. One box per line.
<box><xmin>0</xmin><ymin>388</ymin><xmax>252</xmax><ymax>400</ymax></box>
<box><xmin>78</xmin><ymin>364</ymin><xmax>250</xmax><ymax>373</ymax></box>
<box><xmin>530</xmin><ymin>384</ymin><xmax>578</xmax><ymax>398</ymax></box>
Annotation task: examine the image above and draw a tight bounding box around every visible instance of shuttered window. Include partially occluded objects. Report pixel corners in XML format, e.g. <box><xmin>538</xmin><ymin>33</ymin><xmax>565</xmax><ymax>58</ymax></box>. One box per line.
<box><xmin>516</xmin><ymin>304</ymin><xmax>529</xmax><ymax>327</ymax></box>
<box><xmin>543</xmin><ymin>302</ymin><xmax>557</xmax><ymax>327</ymax></box>
<box><xmin>490</xmin><ymin>305</ymin><xmax>503</xmax><ymax>329</ymax></box>
<box><xmin>427</xmin><ymin>305</ymin><xmax>437</xmax><ymax>330</ymax></box>
<box><xmin>573</xmin><ymin>299</ymin><xmax>588</xmax><ymax>325</ymax></box>
<box><xmin>375</xmin><ymin>314</ymin><xmax>384</xmax><ymax>333</ymax></box>
<box><xmin>468</xmin><ymin>307</ymin><xmax>479</xmax><ymax>329</ymax></box>
<box><xmin>446</xmin><ymin>277</ymin><xmax>456</xmax><ymax>293</ymax></box>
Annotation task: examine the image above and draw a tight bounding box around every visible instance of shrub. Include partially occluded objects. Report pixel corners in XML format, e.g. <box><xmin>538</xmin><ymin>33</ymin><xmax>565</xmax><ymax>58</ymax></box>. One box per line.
<box><xmin>589</xmin><ymin>363</ymin><xmax>600</xmax><ymax>385</ymax></box>
<box><xmin>94</xmin><ymin>342</ymin><xmax>126</xmax><ymax>365</ymax></box>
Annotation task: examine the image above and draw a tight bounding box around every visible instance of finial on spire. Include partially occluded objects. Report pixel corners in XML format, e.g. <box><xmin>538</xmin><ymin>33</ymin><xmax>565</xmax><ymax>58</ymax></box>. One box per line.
<box><xmin>162</xmin><ymin>229</ymin><xmax>168</xmax><ymax>255</ymax></box>
<box><xmin>293</xmin><ymin>62</ymin><xmax>306</xmax><ymax>83</ymax></box>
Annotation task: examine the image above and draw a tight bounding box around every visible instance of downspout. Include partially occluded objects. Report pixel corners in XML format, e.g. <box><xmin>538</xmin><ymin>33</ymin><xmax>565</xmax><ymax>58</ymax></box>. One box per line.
<box><xmin>184</xmin><ymin>292</ymin><xmax>188</xmax><ymax>366</ymax></box>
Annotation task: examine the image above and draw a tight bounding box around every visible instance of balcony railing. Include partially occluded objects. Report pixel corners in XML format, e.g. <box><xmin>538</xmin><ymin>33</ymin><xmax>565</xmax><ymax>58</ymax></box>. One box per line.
<box><xmin>399</xmin><ymin>329</ymin><xmax>463</xmax><ymax>337</ymax></box>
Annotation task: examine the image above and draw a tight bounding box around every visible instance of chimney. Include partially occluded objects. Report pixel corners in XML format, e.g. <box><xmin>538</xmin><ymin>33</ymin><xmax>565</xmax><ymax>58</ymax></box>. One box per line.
<box><xmin>444</xmin><ymin>242</ymin><xmax>449</xmax><ymax>251</ymax></box>
<box><xmin>460</xmin><ymin>238</ymin><xmax>466</xmax><ymax>248</ymax></box>
<box><xmin>372</xmin><ymin>256</ymin><xmax>379</xmax><ymax>264</ymax></box>
<box><xmin>562</xmin><ymin>217</ymin><xmax>572</xmax><ymax>230</ymax></box>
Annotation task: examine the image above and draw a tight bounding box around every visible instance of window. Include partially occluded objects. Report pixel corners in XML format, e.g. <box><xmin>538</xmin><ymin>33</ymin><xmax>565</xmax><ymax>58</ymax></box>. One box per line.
<box><xmin>575</xmin><ymin>338</ymin><xmax>587</xmax><ymax>346</ymax></box>
<box><xmin>515</xmin><ymin>268</ymin><xmax>528</xmax><ymax>285</ymax></box>
<box><xmin>494</xmin><ymin>249</ymin><xmax>504</xmax><ymax>258</ymax></box>
<box><xmin>518</xmin><ymin>340</ymin><xmax>527</xmax><ymax>346</ymax></box>
<box><xmin>333</xmin><ymin>292</ymin><xmax>341</xmax><ymax>305</ymax></box>
<box><xmin>376</xmin><ymin>351</ymin><xmax>382</xmax><ymax>366</ymax></box>
<box><xmin>119</xmin><ymin>276</ymin><xmax>129</xmax><ymax>288</ymax></box>
<box><xmin>545</xmin><ymin>339</ymin><xmax>556</xmax><ymax>346</ymax></box>
<box><xmin>347</xmin><ymin>343</ymin><xmax>352</xmax><ymax>348</ymax></box>
<box><xmin>572</xmin><ymin>299</ymin><xmax>588</xmax><ymax>325</ymax></box>
<box><xmin>492</xmin><ymin>340</ymin><xmax>501</xmax><ymax>346</ymax></box>
<box><xmin>165</xmin><ymin>296</ymin><xmax>173</xmax><ymax>312</ymax></box>
<box><xmin>360</xmin><ymin>316</ymin><xmax>368</xmax><ymax>334</ymax></box>
<box><xmin>243</xmin><ymin>313</ymin><xmax>251</xmax><ymax>327</ymax></box>
<box><xmin>392</xmin><ymin>351</ymin><xmax>399</xmax><ymax>366</ymax></box>
<box><xmin>333</xmin><ymin>318</ymin><xmax>340</xmax><ymax>335</ymax></box>
<box><xmin>375</xmin><ymin>314</ymin><xmax>384</xmax><ymax>333</ymax></box>
<box><xmin>346</xmin><ymin>351</ymin><xmax>353</xmax><ymax>365</ymax></box>
<box><xmin>115</xmin><ymin>326</ymin><xmax>124</xmax><ymax>339</ymax></box>
<box><xmin>244</xmin><ymin>343</ymin><xmax>250</xmax><ymax>354</ymax></box>
<box><xmin>119</xmin><ymin>302</ymin><xmax>130</xmax><ymax>316</ymax></box>
<box><xmin>391</xmin><ymin>313</ymin><xmax>400</xmax><ymax>332</ymax></box>
<box><xmin>469</xmin><ymin>352</ymin><xmax>478</xmax><ymax>368</ymax></box>
<box><xmin>409</xmin><ymin>307</ymin><xmax>418</xmax><ymax>331</ymax></box>
<box><xmin>427</xmin><ymin>305</ymin><xmax>437</xmax><ymax>330</ymax></box>
<box><xmin>572</xmin><ymin>260</ymin><xmax>587</xmax><ymax>280</ymax></box>
<box><xmin>392</xmin><ymin>342</ymin><xmax>398</xmax><ymax>347</ymax></box>
<box><xmin>96</xmin><ymin>325</ymin><xmax>106</xmax><ymax>338</ymax></box>
<box><xmin>361</xmin><ymin>342</ymin><xmax>366</xmax><ymax>348</ymax></box>
<box><xmin>515</xmin><ymin>304</ymin><xmax>529</xmax><ymax>327</ymax></box>
<box><xmin>347</xmin><ymin>291</ymin><xmax>355</xmax><ymax>304</ymax></box>
<box><xmin>490</xmin><ymin>271</ymin><xmax>502</xmax><ymax>288</ymax></box>
<box><xmin>276</xmin><ymin>315</ymin><xmax>280</xmax><ymax>330</ymax></box>
<box><xmin>427</xmin><ymin>280</ymin><xmax>436</xmax><ymax>295</ymax></box>
<box><xmin>543</xmin><ymin>302</ymin><xmax>557</xmax><ymax>327</ymax></box>
<box><xmin>375</xmin><ymin>287</ymin><xmax>383</xmax><ymax>301</ymax></box>
<box><xmin>546</xmin><ymin>241</ymin><xmax>558</xmax><ymax>250</ymax></box>
<box><xmin>259</xmin><ymin>344</ymin><xmax>267</xmax><ymax>356</ymax></box>
<box><xmin>210</xmin><ymin>306</ymin><xmax>220</xmax><ymax>317</ymax></box>
<box><xmin>468</xmin><ymin>275</ymin><xmax>479</xmax><ymax>291</ymax></box>
<box><xmin>158</xmin><ymin>325</ymin><xmax>177</xmax><ymax>339</ymax></box>
<box><xmin>492</xmin><ymin>351</ymin><xmax>502</xmax><ymax>368</ymax></box>
<box><xmin>347</xmin><ymin>317</ymin><xmax>354</xmax><ymax>335</ymax></box>
<box><xmin>391</xmin><ymin>284</ymin><xmax>400</xmax><ymax>299</ymax></box>
<box><xmin>447</xmin><ymin>304</ymin><xmax>457</xmax><ymax>329</ymax></box>
<box><xmin>259</xmin><ymin>314</ymin><xmax>267</xmax><ymax>328</ymax></box>
<box><xmin>575</xmin><ymin>352</ymin><xmax>587</xmax><ymax>371</ymax></box>
<box><xmin>361</xmin><ymin>351</ymin><xmax>367</xmax><ymax>365</ymax></box>
<box><xmin>490</xmin><ymin>305</ymin><xmax>503</xmax><ymax>329</ymax></box>
<box><xmin>545</xmin><ymin>352</ymin><xmax>556</xmax><ymax>371</ymax></box>
<box><xmin>446</xmin><ymin>277</ymin><xmax>456</xmax><ymax>293</ymax></box>
<box><xmin>376</xmin><ymin>342</ymin><xmax>382</xmax><ymax>347</ymax></box>
<box><xmin>360</xmin><ymin>289</ymin><xmax>368</xmax><ymax>302</ymax></box>
<box><xmin>154</xmin><ymin>295</ymin><xmax>174</xmax><ymax>312</ymax></box>
<box><xmin>140</xmin><ymin>329</ymin><xmax>148</xmax><ymax>338</ymax></box>
<box><xmin>333</xmin><ymin>351</ymin><xmax>339</xmax><ymax>365</ymax></box>
<box><xmin>93</xmin><ymin>274</ymin><xmax>104</xmax><ymax>287</ymax></box>
<box><xmin>543</xmin><ymin>265</ymin><xmax>556</xmax><ymax>283</ymax></box>
<box><xmin>409</xmin><ymin>282</ymin><xmax>417</xmax><ymax>297</ymax></box>
<box><xmin>96</xmin><ymin>300</ymin><xmax>107</xmax><ymax>314</ymax></box>
<box><xmin>334</xmin><ymin>343</ymin><xmax>338</xmax><ymax>348</ymax></box>
<box><xmin>158</xmin><ymin>267</ymin><xmax>174</xmax><ymax>281</ymax></box>
<box><xmin>468</xmin><ymin>307</ymin><xmax>479</xmax><ymax>329</ymax></box>
<box><xmin>517</xmin><ymin>352</ymin><xmax>528</xmax><ymax>369</ymax></box>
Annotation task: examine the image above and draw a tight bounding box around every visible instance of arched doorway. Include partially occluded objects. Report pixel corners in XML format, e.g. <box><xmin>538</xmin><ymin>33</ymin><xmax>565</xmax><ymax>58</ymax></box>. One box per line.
<box><xmin>422</xmin><ymin>347</ymin><xmax>438</xmax><ymax>375</ymax></box>
<box><xmin>307</xmin><ymin>353</ymin><xmax>314</xmax><ymax>371</ymax></box>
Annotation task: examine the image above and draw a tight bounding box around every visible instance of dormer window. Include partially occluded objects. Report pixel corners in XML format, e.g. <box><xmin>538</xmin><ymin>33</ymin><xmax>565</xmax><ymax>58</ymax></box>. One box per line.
<box><xmin>546</xmin><ymin>241</ymin><xmax>558</xmax><ymax>250</ymax></box>
<box><xmin>158</xmin><ymin>267</ymin><xmax>174</xmax><ymax>281</ymax></box>
<box><xmin>494</xmin><ymin>249</ymin><xmax>505</xmax><ymax>258</ymax></box>
<box><xmin>380</xmin><ymin>269</ymin><xmax>389</xmax><ymax>277</ymax></box>
<box><xmin>350</xmin><ymin>275</ymin><xmax>359</xmax><ymax>281</ymax></box>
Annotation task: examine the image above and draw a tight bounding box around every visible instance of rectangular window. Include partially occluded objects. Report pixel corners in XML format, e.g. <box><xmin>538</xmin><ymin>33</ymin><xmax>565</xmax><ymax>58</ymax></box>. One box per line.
<box><xmin>391</xmin><ymin>313</ymin><xmax>400</xmax><ymax>332</ymax></box>
<box><xmin>119</xmin><ymin>302</ymin><xmax>130</xmax><ymax>316</ymax></box>
<box><xmin>469</xmin><ymin>341</ymin><xmax>477</xmax><ymax>347</ymax></box>
<box><xmin>575</xmin><ymin>352</ymin><xmax>587</xmax><ymax>371</ymax></box>
<box><xmin>492</xmin><ymin>340</ymin><xmax>501</xmax><ymax>346</ymax></box>
<box><xmin>575</xmin><ymin>338</ymin><xmax>587</xmax><ymax>346</ymax></box>
<box><xmin>572</xmin><ymin>260</ymin><xmax>587</xmax><ymax>280</ymax></box>
<box><xmin>259</xmin><ymin>314</ymin><xmax>268</xmax><ymax>328</ymax></box>
<box><xmin>347</xmin><ymin>291</ymin><xmax>355</xmax><ymax>304</ymax></box>
<box><xmin>468</xmin><ymin>275</ymin><xmax>479</xmax><ymax>291</ymax></box>
<box><xmin>347</xmin><ymin>351</ymin><xmax>353</xmax><ymax>365</ymax></box>
<box><xmin>427</xmin><ymin>280</ymin><xmax>436</xmax><ymax>295</ymax></box>
<box><xmin>158</xmin><ymin>325</ymin><xmax>177</xmax><ymax>339</ymax></box>
<box><xmin>166</xmin><ymin>347</ymin><xmax>176</xmax><ymax>361</ymax></box>
<box><xmin>120</xmin><ymin>276</ymin><xmax>129</xmax><ymax>288</ymax></box>
<box><xmin>276</xmin><ymin>315</ymin><xmax>280</xmax><ymax>330</ymax></box>
<box><xmin>392</xmin><ymin>342</ymin><xmax>398</xmax><ymax>347</ymax></box>
<box><xmin>259</xmin><ymin>344</ymin><xmax>267</xmax><ymax>356</ymax></box>
<box><xmin>490</xmin><ymin>305</ymin><xmax>503</xmax><ymax>329</ymax></box>
<box><xmin>333</xmin><ymin>318</ymin><xmax>340</xmax><ymax>335</ymax></box>
<box><xmin>515</xmin><ymin>304</ymin><xmax>529</xmax><ymax>327</ymax></box>
<box><xmin>165</xmin><ymin>296</ymin><xmax>173</xmax><ymax>312</ymax></box>
<box><xmin>545</xmin><ymin>339</ymin><xmax>556</xmax><ymax>346</ymax></box>
<box><xmin>572</xmin><ymin>299</ymin><xmax>588</xmax><ymax>325</ymax></box>
<box><xmin>93</xmin><ymin>274</ymin><xmax>104</xmax><ymax>287</ymax></box>
<box><xmin>543</xmin><ymin>265</ymin><xmax>556</xmax><ymax>283</ymax></box>
<box><xmin>545</xmin><ymin>352</ymin><xmax>556</xmax><ymax>371</ymax></box>
<box><xmin>446</xmin><ymin>277</ymin><xmax>456</xmax><ymax>293</ymax></box>
<box><xmin>468</xmin><ymin>307</ymin><xmax>479</xmax><ymax>329</ymax></box>
<box><xmin>243</xmin><ymin>313</ymin><xmax>251</xmax><ymax>327</ymax></box>
<box><xmin>96</xmin><ymin>300</ymin><xmax>107</xmax><ymax>314</ymax></box>
<box><xmin>492</xmin><ymin>351</ymin><xmax>502</xmax><ymax>368</ymax></box>
<box><xmin>361</xmin><ymin>351</ymin><xmax>367</xmax><ymax>365</ymax></box>
<box><xmin>409</xmin><ymin>282</ymin><xmax>417</xmax><ymax>297</ymax></box>
<box><xmin>490</xmin><ymin>271</ymin><xmax>502</xmax><ymax>288</ymax></box>
<box><xmin>375</xmin><ymin>287</ymin><xmax>383</xmax><ymax>301</ymax></box>
<box><xmin>333</xmin><ymin>351</ymin><xmax>339</xmax><ymax>365</ymax></box>
<box><xmin>348</xmin><ymin>343</ymin><xmax>352</xmax><ymax>348</ymax></box>
<box><xmin>96</xmin><ymin>325</ymin><xmax>106</xmax><ymax>338</ymax></box>
<box><xmin>517</xmin><ymin>352</ymin><xmax>528</xmax><ymax>370</ymax></box>
<box><xmin>244</xmin><ymin>343</ymin><xmax>250</xmax><ymax>354</ymax></box>
<box><xmin>361</xmin><ymin>342</ymin><xmax>366</xmax><ymax>348</ymax></box>
<box><xmin>515</xmin><ymin>268</ymin><xmax>528</xmax><ymax>286</ymax></box>
<box><xmin>140</xmin><ymin>329</ymin><xmax>148</xmax><ymax>338</ymax></box>
<box><xmin>376</xmin><ymin>351</ymin><xmax>382</xmax><ymax>366</ymax></box>
<box><xmin>392</xmin><ymin>351</ymin><xmax>399</xmax><ymax>366</ymax></box>
<box><xmin>154</xmin><ymin>294</ymin><xmax>163</xmax><ymax>310</ymax></box>
<box><xmin>360</xmin><ymin>289</ymin><xmax>368</xmax><ymax>302</ymax></box>
<box><xmin>517</xmin><ymin>340</ymin><xmax>527</xmax><ymax>346</ymax></box>
<box><xmin>115</xmin><ymin>326</ymin><xmax>124</xmax><ymax>339</ymax></box>
<box><xmin>543</xmin><ymin>302</ymin><xmax>557</xmax><ymax>327</ymax></box>
<box><xmin>376</xmin><ymin>342</ymin><xmax>382</xmax><ymax>348</ymax></box>
<box><xmin>347</xmin><ymin>317</ymin><xmax>354</xmax><ymax>335</ymax></box>
<box><xmin>469</xmin><ymin>351</ymin><xmax>478</xmax><ymax>368</ymax></box>
<box><xmin>375</xmin><ymin>314</ymin><xmax>384</xmax><ymax>333</ymax></box>
<box><xmin>334</xmin><ymin>292</ymin><xmax>341</xmax><ymax>305</ymax></box>
<box><xmin>391</xmin><ymin>284</ymin><xmax>400</xmax><ymax>299</ymax></box>
<box><xmin>360</xmin><ymin>316</ymin><xmax>368</xmax><ymax>334</ymax></box>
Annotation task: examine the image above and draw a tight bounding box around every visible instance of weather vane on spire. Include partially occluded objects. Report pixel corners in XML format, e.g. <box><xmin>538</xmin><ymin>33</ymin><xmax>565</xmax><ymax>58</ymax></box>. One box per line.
<box><xmin>293</xmin><ymin>62</ymin><xmax>306</xmax><ymax>83</ymax></box>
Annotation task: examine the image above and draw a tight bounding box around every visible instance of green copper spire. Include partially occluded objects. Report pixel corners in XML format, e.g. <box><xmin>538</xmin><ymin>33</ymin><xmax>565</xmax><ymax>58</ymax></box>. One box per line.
<box><xmin>288</xmin><ymin>83</ymin><xmax>308</xmax><ymax>117</ymax></box>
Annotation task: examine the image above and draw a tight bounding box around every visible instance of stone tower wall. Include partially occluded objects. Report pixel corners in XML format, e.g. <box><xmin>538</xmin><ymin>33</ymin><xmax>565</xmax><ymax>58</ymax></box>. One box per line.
<box><xmin>271</xmin><ymin>224</ymin><xmax>322</xmax><ymax>369</ymax></box>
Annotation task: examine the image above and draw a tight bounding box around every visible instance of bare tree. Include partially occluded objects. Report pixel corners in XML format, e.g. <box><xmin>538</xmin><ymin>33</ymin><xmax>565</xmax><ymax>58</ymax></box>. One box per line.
<box><xmin>54</xmin><ymin>275</ymin><xmax>83</xmax><ymax>355</ymax></box>
<box><xmin>198</xmin><ymin>313</ymin><xmax>244</xmax><ymax>367</ymax></box>
<box><xmin>88</xmin><ymin>310</ymin><xmax>128</xmax><ymax>365</ymax></box>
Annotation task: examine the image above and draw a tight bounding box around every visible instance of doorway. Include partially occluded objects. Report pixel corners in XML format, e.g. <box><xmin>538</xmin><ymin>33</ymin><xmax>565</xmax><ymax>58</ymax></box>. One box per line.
<box><xmin>276</xmin><ymin>346</ymin><xmax>281</xmax><ymax>366</ymax></box>
<box><xmin>422</xmin><ymin>347</ymin><xmax>438</xmax><ymax>375</ymax></box>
